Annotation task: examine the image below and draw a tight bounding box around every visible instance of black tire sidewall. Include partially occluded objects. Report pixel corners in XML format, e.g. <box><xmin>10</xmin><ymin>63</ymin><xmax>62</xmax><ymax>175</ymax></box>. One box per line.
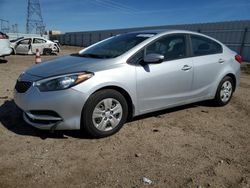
<box><xmin>215</xmin><ymin>76</ymin><xmax>234</xmax><ymax>106</ymax></box>
<box><xmin>43</xmin><ymin>48</ymin><xmax>52</xmax><ymax>55</ymax></box>
<box><xmin>82</xmin><ymin>89</ymin><xmax>128</xmax><ymax>138</ymax></box>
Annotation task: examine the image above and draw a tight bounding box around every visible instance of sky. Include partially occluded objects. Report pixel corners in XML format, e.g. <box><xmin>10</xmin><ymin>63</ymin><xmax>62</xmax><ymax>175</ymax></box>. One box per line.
<box><xmin>0</xmin><ymin>0</ymin><xmax>250</xmax><ymax>33</ymax></box>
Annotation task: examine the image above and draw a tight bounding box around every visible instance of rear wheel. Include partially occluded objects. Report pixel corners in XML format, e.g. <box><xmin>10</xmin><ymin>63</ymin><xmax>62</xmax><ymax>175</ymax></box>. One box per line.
<box><xmin>214</xmin><ymin>76</ymin><xmax>234</xmax><ymax>106</ymax></box>
<box><xmin>82</xmin><ymin>89</ymin><xmax>128</xmax><ymax>138</ymax></box>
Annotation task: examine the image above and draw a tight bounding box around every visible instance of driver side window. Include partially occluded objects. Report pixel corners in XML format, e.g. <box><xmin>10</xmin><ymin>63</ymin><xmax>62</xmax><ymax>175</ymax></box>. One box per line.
<box><xmin>146</xmin><ymin>35</ymin><xmax>187</xmax><ymax>61</ymax></box>
<box><xmin>19</xmin><ymin>39</ymin><xmax>31</xmax><ymax>45</ymax></box>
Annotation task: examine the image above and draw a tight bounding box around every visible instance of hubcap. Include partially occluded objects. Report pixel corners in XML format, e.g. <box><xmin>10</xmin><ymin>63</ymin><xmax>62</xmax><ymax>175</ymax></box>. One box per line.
<box><xmin>220</xmin><ymin>81</ymin><xmax>232</xmax><ymax>103</ymax></box>
<box><xmin>92</xmin><ymin>98</ymin><xmax>123</xmax><ymax>131</ymax></box>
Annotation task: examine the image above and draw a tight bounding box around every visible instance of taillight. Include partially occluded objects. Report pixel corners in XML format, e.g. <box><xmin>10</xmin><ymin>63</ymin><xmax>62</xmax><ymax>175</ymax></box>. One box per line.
<box><xmin>235</xmin><ymin>54</ymin><xmax>242</xmax><ymax>64</ymax></box>
<box><xmin>0</xmin><ymin>34</ymin><xmax>8</xmax><ymax>39</ymax></box>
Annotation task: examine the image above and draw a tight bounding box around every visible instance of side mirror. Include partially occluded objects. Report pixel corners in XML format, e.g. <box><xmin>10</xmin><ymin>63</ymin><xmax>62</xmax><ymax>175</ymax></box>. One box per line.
<box><xmin>143</xmin><ymin>53</ymin><xmax>164</xmax><ymax>64</ymax></box>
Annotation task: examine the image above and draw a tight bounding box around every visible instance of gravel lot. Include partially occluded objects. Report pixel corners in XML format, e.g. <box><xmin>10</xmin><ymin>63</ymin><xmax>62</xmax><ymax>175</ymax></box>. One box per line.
<box><xmin>0</xmin><ymin>46</ymin><xmax>250</xmax><ymax>188</ymax></box>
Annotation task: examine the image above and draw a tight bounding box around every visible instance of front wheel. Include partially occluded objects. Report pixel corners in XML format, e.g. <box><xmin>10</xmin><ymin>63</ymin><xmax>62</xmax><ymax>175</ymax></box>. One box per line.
<box><xmin>82</xmin><ymin>89</ymin><xmax>128</xmax><ymax>138</ymax></box>
<box><xmin>214</xmin><ymin>76</ymin><xmax>234</xmax><ymax>106</ymax></box>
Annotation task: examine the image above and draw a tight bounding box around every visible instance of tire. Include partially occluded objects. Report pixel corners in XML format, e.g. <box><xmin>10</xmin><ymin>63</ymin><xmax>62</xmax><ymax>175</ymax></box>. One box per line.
<box><xmin>82</xmin><ymin>89</ymin><xmax>128</xmax><ymax>138</ymax></box>
<box><xmin>56</xmin><ymin>46</ymin><xmax>60</xmax><ymax>53</ymax></box>
<box><xmin>43</xmin><ymin>48</ymin><xmax>52</xmax><ymax>55</ymax></box>
<box><xmin>214</xmin><ymin>76</ymin><xmax>234</xmax><ymax>106</ymax></box>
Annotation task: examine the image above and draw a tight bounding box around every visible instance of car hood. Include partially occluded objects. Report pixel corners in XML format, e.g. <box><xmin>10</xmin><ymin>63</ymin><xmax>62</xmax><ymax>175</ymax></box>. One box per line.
<box><xmin>26</xmin><ymin>54</ymin><xmax>122</xmax><ymax>78</ymax></box>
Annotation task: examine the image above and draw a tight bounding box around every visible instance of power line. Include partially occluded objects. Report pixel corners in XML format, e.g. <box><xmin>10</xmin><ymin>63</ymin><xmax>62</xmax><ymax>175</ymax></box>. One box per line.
<box><xmin>93</xmin><ymin>0</ymin><xmax>136</xmax><ymax>15</ymax></box>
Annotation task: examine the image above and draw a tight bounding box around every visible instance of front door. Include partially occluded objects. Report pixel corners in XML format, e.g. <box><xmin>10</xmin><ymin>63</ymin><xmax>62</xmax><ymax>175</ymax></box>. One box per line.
<box><xmin>15</xmin><ymin>38</ymin><xmax>31</xmax><ymax>54</ymax></box>
<box><xmin>136</xmin><ymin>34</ymin><xmax>194</xmax><ymax>113</ymax></box>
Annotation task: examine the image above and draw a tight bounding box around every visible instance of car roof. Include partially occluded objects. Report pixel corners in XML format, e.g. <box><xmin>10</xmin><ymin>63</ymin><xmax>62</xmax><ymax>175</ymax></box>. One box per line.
<box><xmin>129</xmin><ymin>29</ymin><xmax>201</xmax><ymax>35</ymax></box>
<box><xmin>130</xmin><ymin>29</ymin><xmax>173</xmax><ymax>34</ymax></box>
<box><xmin>17</xmin><ymin>37</ymin><xmax>47</xmax><ymax>40</ymax></box>
<box><xmin>127</xmin><ymin>29</ymin><xmax>223</xmax><ymax>44</ymax></box>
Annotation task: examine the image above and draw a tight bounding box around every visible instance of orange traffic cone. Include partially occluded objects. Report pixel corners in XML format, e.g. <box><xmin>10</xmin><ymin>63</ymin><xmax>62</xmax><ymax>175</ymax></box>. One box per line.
<box><xmin>35</xmin><ymin>49</ymin><xmax>42</xmax><ymax>64</ymax></box>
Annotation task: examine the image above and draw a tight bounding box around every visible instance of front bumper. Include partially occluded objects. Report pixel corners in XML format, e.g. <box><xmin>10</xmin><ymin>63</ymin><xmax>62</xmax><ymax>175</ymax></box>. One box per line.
<box><xmin>14</xmin><ymin>85</ymin><xmax>88</xmax><ymax>130</ymax></box>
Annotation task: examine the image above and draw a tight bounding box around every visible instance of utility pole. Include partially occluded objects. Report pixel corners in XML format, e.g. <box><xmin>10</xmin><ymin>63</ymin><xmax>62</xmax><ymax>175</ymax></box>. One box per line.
<box><xmin>26</xmin><ymin>0</ymin><xmax>45</xmax><ymax>35</ymax></box>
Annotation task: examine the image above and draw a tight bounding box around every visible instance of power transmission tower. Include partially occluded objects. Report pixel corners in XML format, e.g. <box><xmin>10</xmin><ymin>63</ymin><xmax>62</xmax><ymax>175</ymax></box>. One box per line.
<box><xmin>11</xmin><ymin>24</ymin><xmax>19</xmax><ymax>33</ymax></box>
<box><xmin>0</xmin><ymin>19</ymin><xmax>10</xmax><ymax>33</ymax></box>
<box><xmin>26</xmin><ymin>0</ymin><xmax>45</xmax><ymax>34</ymax></box>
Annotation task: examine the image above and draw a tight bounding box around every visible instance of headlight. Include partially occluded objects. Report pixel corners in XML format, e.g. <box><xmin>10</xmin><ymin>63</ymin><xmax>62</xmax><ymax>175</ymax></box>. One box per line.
<box><xmin>34</xmin><ymin>72</ymin><xmax>93</xmax><ymax>92</ymax></box>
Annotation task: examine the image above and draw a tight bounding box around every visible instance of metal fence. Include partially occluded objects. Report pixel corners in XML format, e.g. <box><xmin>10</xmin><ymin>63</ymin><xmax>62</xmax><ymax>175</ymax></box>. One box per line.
<box><xmin>51</xmin><ymin>20</ymin><xmax>250</xmax><ymax>61</ymax></box>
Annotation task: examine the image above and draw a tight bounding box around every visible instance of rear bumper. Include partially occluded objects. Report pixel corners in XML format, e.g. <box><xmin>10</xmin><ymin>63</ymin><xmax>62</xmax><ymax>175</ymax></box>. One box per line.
<box><xmin>235</xmin><ymin>66</ymin><xmax>241</xmax><ymax>89</ymax></box>
<box><xmin>0</xmin><ymin>47</ymin><xmax>12</xmax><ymax>57</ymax></box>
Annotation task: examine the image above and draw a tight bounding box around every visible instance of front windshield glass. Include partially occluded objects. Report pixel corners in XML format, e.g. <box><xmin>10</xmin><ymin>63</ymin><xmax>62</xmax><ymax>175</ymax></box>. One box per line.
<box><xmin>10</xmin><ymin>37</ymin><xmax>24</xmax><ymax>43</ymax></box>
<box><xmin>79</xmin><ymin>33</ymin><xmax>155</xmax><ymax>59</ymax></box>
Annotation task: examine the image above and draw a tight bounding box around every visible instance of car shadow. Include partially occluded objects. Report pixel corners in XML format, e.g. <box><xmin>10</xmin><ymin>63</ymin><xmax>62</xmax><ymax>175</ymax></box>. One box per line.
<box><xmin>0</xmin><ymin>100</ymin><xmax>90</xmax><ymax>140</ymax></box>
<box><xmin>0</xmin><ymin>59</ymin><xmax>8</xmax><ymax>64</ymax></box>
<box><xmin>130</xmin><ymin>100</ymin><xmax>216</xmax><ymax>122</ymax></box>
<box><xmin>0</xmin><ymin>99</ymin><xmax>216</xmax><ymax>140</ymax></box>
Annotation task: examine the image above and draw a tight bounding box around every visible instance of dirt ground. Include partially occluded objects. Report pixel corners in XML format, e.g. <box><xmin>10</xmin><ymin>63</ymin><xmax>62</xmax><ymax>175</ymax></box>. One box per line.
<box><xmin>0</xmin><ymin>46</ymin><xmax>250</xmax><ymax>188</ymax></box>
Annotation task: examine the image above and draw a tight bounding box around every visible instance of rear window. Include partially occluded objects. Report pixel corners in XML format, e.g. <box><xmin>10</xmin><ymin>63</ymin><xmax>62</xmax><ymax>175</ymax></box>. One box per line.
<box><xmin>191</xmin><ymin>35</ymin><xmax>222</xmax><ymax>56</ymax></box>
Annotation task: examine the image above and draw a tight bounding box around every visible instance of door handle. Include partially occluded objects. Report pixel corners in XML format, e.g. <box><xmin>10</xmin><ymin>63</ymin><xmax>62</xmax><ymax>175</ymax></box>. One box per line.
<box><xmin>218</xmin><ymin>59</ymin><xmax>225</xmax><ymax>64</ymax></box>
<box><xmin>182</xmin><ymin>65</ymin><xmax>192</xmax><ymax>71</ymax></box>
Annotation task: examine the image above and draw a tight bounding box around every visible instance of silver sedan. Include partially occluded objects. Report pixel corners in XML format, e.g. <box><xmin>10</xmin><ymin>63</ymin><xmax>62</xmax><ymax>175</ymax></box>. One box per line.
<box><xmin>14</xmin><ymin>30</ymin><xmax>241</xmax><ymax>137</ymax></box>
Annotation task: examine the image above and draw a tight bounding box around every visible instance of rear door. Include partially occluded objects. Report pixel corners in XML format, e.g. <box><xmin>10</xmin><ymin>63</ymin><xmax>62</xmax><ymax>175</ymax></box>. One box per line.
<box><xmin>31</xmin><ymin>38</ymin><xmax>47</xmax><ymax>53</ymax></box>
<box><xmin>15</xmin><ymin>38</ymin><xmax>31</xmax><ymax>54</ymax></box>
<box><xmin>135</xmin><ymin>34</ymin><xmax>194</xmax><ymax>113</ymax></box>
<box><xmin>190</xmin><ymin>34</ymin><xmax>225</xmax><ymax>98</ymax></box>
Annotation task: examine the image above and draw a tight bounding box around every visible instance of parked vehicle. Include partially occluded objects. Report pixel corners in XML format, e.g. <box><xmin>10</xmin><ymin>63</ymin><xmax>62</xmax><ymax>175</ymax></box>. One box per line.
<box><xmin>0</xmin><ymin>32</ymin><xmax>12</xmax><ymax>57</ymax></box>
<box><xmin>14</xmin><ymin>30</ymin><xmax>241</xmax><ymax>138</ymax></box>
<box><xmin>10</xmin><ymin>37</ymin><xmax>60</xmax><ymax>55</ymax></box>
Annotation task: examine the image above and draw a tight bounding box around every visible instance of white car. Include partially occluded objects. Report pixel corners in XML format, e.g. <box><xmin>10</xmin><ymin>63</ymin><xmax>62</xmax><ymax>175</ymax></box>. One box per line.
<box><xmin>10</xmin><ymin>37</ymin><xmax>60</xmax><ymax>55</ymax></box>
<box><xmin>0</xmin><ymin>32</ymin><xmax>12</xmax><ymax>57</ymax></box>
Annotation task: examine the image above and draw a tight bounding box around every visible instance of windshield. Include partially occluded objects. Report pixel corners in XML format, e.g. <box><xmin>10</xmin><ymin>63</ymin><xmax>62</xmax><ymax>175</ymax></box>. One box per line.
<box><xmin>79</xmin><ymin>33</ymin><xmax>155</xmax><ymax>59</ymax></box>
<box><xmin>10</xmin><ymin>37</ymin><xmax>24</xmax><ymax>43</ymax></box>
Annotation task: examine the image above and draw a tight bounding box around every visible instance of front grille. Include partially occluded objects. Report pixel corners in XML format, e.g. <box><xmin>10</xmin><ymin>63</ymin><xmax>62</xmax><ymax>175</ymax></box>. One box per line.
<box><xmin>15</xmin><ymin>81</ymin><xmax>32</xmax><ymax>93</ymax></box>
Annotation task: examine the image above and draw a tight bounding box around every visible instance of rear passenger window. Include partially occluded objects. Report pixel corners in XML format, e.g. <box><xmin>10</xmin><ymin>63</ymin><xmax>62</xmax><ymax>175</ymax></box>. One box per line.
<box><xmin>33</xmin><ymin>38</ymin><xmax>46</xmax><ymax>44</ymax></box>
<box><xmin>191</xmin><ymin>35</ymin><xmax>222</xmax><ymax>56</ymax></box>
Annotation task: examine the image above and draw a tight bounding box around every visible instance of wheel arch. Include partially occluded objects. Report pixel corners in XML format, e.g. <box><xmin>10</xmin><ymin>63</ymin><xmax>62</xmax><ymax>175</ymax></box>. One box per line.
<box><xmin>81</xmin><ymin>85</ymin><xmax>135</xmax><ymax>125</ymax></box>
<box><xmin>212</xmin><ymin>70</ymin><xmax>237</xmax><ymax>98</ymax></box>
<box><xmin>225</xmin><ymin>73</ymin><xmax>236</xmax><ymax>92</ymax></box>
